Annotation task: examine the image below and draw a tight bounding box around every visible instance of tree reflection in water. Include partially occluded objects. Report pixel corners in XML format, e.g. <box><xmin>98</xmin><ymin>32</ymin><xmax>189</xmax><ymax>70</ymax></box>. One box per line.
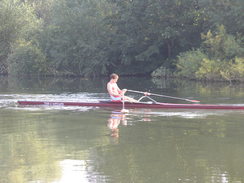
<box><xmin>0</xmin><ymin>132</ymin><xmax>60</xmax><ymax>183</ymax></box>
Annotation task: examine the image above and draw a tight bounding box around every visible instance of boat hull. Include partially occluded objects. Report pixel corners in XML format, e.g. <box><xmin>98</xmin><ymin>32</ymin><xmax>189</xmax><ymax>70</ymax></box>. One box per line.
<box><xmin>17</xmin><ymin>101</ymin><xmax>244</xmax><ymax>110</ymax></box>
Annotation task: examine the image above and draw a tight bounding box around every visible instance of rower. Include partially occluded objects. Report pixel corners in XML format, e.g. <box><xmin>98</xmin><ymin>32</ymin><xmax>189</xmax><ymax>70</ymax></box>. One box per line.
<box><xmin>107</xmin><ymin>73</ymin><xmax>137</xmax><ymax>103</ymax></box>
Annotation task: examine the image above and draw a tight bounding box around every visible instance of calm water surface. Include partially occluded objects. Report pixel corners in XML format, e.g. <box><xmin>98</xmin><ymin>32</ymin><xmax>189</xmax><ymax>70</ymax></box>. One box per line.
<box><xmin>0</xmin><ymin>76</ymin><xmax>244</xmax><ymax>183</ymax></box>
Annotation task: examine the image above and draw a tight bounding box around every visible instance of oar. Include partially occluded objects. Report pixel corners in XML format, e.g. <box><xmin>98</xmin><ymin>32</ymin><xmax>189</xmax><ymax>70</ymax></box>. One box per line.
<box><xmin>121</xmin><ymin>93</ymin><xmax>129</xmax><ymax>113</ymax></box>
<box><xmin>127</xmin><ymin>89</ymin><xmax>200</xmax><ymax>103</ymax></box>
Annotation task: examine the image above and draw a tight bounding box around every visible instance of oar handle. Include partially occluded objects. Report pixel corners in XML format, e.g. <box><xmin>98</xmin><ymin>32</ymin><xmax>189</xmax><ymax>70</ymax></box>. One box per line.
<box><xmin>127</xmin><ymin>90</ymin><xmax>146</xmax><ymax>95</ymax></box>
<box><xmin>127</xmin><ymin>89</ymin><xmax>200</xmax><ymax>103</ymax></box>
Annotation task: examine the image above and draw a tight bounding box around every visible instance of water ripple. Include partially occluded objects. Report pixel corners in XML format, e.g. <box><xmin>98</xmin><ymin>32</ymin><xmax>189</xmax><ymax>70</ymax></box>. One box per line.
<box><xmin>0</xmin><ymin>93</ymin><xmax>109</xmax><ymax>111</ymax></box>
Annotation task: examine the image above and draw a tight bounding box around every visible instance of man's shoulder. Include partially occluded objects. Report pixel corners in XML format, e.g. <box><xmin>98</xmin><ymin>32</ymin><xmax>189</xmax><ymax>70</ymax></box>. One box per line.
<box><xmin>108</xmin><ymin>82</ymin><xmax>117</xmax><ymax>86</ymax></box>
<box><xmin>107</xmin><ymin>82</ymin><xmax>114</xmax><ymax>88</ymax></box>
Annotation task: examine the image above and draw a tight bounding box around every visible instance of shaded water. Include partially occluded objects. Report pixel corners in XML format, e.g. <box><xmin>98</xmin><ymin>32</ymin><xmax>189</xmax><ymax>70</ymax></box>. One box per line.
<box><xmin>0</xmin><ymin>76</ymin><xmax>244</xmax><ymax>183</ymax></box>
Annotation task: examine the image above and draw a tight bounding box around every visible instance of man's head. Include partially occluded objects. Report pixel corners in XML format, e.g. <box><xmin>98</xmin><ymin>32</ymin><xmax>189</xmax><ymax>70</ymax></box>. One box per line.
<box><xmin>110</xmin><ymin>73</ymin><xmax>119</xmax><ymax>80</ymax></box>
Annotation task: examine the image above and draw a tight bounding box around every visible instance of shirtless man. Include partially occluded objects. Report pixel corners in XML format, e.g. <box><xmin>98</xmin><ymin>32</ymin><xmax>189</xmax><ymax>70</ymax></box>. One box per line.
<box><xmin>107</xmin><ymin>73</ymin><xmax>137</xmax><ymax>102</ymax></box>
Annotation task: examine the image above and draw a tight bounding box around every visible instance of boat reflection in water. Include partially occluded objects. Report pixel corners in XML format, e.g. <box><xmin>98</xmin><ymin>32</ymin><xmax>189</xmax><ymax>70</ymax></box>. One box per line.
<box><xmin>107</xmin><ymin>111</ymin><xmax>127</xmax><ymax>138</ymax></box>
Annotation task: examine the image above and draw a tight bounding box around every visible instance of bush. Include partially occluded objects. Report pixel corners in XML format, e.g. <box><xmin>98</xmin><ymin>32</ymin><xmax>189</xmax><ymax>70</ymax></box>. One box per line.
<box><xmin>175</xmin><ymin>25</ymin><xmax>244</xmax><ymax>82</ymax></box>
<box><xmin>8</xmin><ymin>43</ymin><xmax>48</xmax><ymax>75</ymax></box>
<box><xmin>176</xmin><ymin>49</ymin><xmax>207</xmax><ymax>79</ymax></box>
<box><xmin>228</xmin><ymin>57</ymin><xmax>244</xmax><ymax>81</ymax></box>
<box><xmin>196</xmin><ymin>57</ymin><xmax>244</xmax><ymax>82</ymax></box>
<box><xmin>196</xmin><ymin>58</ymin><xmax>223</xmax><ymax>81</ymax></box>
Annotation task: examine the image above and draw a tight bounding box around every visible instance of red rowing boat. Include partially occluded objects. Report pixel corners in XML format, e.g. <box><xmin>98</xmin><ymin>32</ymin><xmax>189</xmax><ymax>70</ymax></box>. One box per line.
<box><xmin>17</xmin><ymin>100</ymin><xmax>244</xmax><ymax>110</ymax></box>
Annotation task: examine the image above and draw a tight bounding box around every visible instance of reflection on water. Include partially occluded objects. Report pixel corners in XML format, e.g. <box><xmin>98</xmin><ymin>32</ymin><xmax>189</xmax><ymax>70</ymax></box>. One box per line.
<box><xmin>1</xmin><ymin>107</ymin><xmax>244</xmax><ymax>183</ymax></box>
<box><xmin>0</xmin><ymin>118</ymin><xmax>61</xmax><ymax>183</ymax></box>
<box><xmin>0</xmin><ymin>76</ymin><xmax>244</xmax><ymax>183</ymax></box>
<box><xmin>54</xmin><ymin>160</ymin><xmax>90</xmax><ymax>183</ymax></box>
<box><xmin>107</xmin><ymin>111</ymin><xmax>127</xmax><ymax>138</ymax></box>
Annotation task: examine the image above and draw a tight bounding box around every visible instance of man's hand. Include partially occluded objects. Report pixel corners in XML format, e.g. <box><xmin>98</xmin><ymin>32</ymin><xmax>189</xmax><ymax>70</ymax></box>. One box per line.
<box><xmin>144</xmin><ymin>92</ymin><xmax>151</xmax><ymax>96</ymax></box>
<box><xmin>122</xmin><ymin>89</ymin><xmax>127</xmax><ymax>94</ymax></box>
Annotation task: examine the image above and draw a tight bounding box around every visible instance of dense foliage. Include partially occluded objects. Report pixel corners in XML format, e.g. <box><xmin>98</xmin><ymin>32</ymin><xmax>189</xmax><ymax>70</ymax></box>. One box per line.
<box><xmin>176</xmin><ymin>26</ymin><xmax>244</xmax><ymax>81</ymax></box>
<box><xmin>0</xmin><ymin>0</ymin><xmax>243</xmax><ymax>81</ymax></box>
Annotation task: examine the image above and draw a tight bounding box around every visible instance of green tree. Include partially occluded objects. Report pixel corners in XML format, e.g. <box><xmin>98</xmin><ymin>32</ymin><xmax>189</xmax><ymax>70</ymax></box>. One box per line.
<box><xmin>0</xmin><ymin>0</ymin><xmax>41</xmax><ymax>74</ymax></box>
<box><xmin>20</xmin><ymin>0</ymin><xmax>56</xmax><ymax>24</ymax></box>
<box><xmin>8</xmin><ymin>42</ymin><xmax>47</xmax><ymax>75</ymax></box>
<box><xmin>38</xmin><ymin>0</ymin><xmax>115</xmax><ymax>76</ymax></box>
<box><xmin>1</xmin><ymin>0</ymin><xmax>243</xmax><ymax>78</ymax></box>
<box><xmin>107</xmin><ymin>0</ymin><xmax>205</xmax><ymax>75</ymax></box>
<box><xmin>199</xmin><ymin>0</ymin><xmax>244</xmax><ymax>35</ymax></box>
<box><xmin>201</xmin><ymin>25</ymin><xmax>243</xmax><ymax>60</ymax></box>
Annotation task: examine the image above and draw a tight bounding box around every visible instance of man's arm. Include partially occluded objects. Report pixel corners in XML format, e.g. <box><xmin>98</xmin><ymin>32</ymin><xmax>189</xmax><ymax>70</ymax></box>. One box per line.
<box><xmin>107</xmin><ymin>83</ymin><xmax>126</xmax><ymax>96</ymax></box>
<box><xmin>116</xmin><ymin>84</ymin><xmax>127</xmax><ymax>95</ymax></box>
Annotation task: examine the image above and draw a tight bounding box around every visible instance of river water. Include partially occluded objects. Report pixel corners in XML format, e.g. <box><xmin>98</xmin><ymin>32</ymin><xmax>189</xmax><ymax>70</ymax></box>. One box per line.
<box><xmin>0</xmin><ymin>76</ymin><xmax>244</xmax><ymax>183</ymax></box>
